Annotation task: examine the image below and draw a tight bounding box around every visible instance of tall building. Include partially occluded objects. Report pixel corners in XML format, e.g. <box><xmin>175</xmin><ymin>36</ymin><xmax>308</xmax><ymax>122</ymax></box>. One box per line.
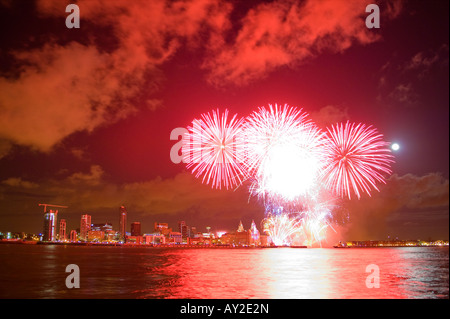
<box><xmin>119</xmin><ymin>206</ymin><xmax>127</xmax><ymax>241</ymax></box>
<box><xmin>131</xmin><ymin>222</ymin><xmax>141</xmax><ymax>236</ymax></box>
<box><xmin>43</xmin><ymin>210</ymin><xmax>58</xmax><ymax>242</ymax></box>
<box><xmin>70</xmin><ymin>230</ymin><xmax>77</xmax><ymax>242</ymax></box>
<box><xmin>59</xmin><ymin>219</ymin><xmax>67</xmax><ymax>242</ymax></box>
<box><xmin>80</xmin><ymin>214</ymin><xmax>91</xmax><ymax>241</ymax></box>
<box><xmin>178</xmin><ymin>221</ymin><xmax>189</xmax><ymax>238</ymax></box>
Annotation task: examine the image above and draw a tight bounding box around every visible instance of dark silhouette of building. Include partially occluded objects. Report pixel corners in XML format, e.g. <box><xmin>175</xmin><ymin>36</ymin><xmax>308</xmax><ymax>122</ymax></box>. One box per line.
<box><xmin>131</xmin><ymin>222</ymin><xmax>141</xmax><ymax>236</ymax></box>
<box><xmin>119</xmin><ymin>206</ymin><xmax>127</xmax><ymax>241</ymax></box>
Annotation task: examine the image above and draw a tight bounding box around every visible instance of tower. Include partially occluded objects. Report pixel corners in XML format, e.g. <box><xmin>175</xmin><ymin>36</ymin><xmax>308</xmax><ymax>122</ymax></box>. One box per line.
<box><xmin>59</xmin><ymin>219</ymin><xmax>67</xmax><ymax>242</ymax></box>
<box><xmin>43</xmin><ymin>210</ymin><xmax>58</xmax><ymax>242</ymax></box>
<box><xmin>237</xmin><ymin>220</ymin><xmax>245</xmax><ymax>232</ymax></box>
<box><xmin>80</xmin><ymin>214</ymin><xmax>91</xmax><ymax>241</ymax></box>
<box><xmin>119</xmin><ymin>206</ymin><xmax>127</xmax><ymax>241</ymax></box>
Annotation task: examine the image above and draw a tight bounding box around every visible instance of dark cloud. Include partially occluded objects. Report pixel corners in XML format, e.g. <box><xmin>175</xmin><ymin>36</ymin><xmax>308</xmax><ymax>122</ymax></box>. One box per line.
<box><xmin>338</xmin><ymin>173</ymin><xmax>449</xmax><ymax>240</ymax></box>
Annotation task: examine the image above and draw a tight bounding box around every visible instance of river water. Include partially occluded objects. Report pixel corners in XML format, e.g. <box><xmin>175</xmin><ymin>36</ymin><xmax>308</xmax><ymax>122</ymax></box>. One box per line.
<box><xmin>0</xmin><ymin>244</ymin><xmax>448</xmax><ymax>299</ymax></box>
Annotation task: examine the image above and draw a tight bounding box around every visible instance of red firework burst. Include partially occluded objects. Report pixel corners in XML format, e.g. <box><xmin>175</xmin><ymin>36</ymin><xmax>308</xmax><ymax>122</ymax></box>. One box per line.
<box><xmin>243</xmin><ymin>104</ymin><xmax>326</xmax><ymax>201</ymax></box>
<box><xmin>183</xmin><ymin>109</ymin><xmax>248</xmax><ymax>190</ymax></box>
<box><xmin>323</xmin><ymin>121</ymin><xmax>394</xmax><ymax>199</ymax></box>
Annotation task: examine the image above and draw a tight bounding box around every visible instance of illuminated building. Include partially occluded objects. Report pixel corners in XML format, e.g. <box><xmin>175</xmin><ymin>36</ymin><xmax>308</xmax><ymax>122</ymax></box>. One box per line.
<box><xmin>144</xmin><ymin>233</ymin><xmax>166</xmax><ymax>244</ymax></box>
<box><xmin>80</xmin><ymin>214</ymin><xmax>91</xmax><ymax>241</ymax></box>
<box><xmin>169</xmin><ymin>232</ymin><xmax>182</xmax><ymax>244</ymax></box>
<box><xmin>87</xmin><ymin>230</ymin><xmax>104</xmax><ymax>242</ymax></box>
<box><xmin>105</xmin><ymin>230</ymin><xmax>117</xmax><ymax>241</ymax></box>
<box><xmin>119</xmin><ymin>206</ymin><xmax>127</xmax><ymax>241</ymax></box>
<box><xmin>70</xmin><ymin>230</ymin><xmax>77</xmax><ymax>242</ymax></box>
<box><xmin>43</xmin><ymin>209</ymin><xmax>58</xmax><ymax>242</ymax></box>
<box><xmin>154</xmin><ymin>222</ymin><xmax>171</xmax><ymax>235</ymax></box>
<box><xmin>131</xmin><ymin>222</ymin><xmax>141</xmax><ymax>236</ymax></box>
<box><xmin>178</xmin><ymin>221</ymin><xmax>190</xmax><ymax>239</ymax></box>
<box><xmin>220</xmin><ymin>221</ymin><xmax>261</xmax><ymax>246</ymax></box>
<box><xmin>91</xmin><ymin>223</ymin><xmax>113</xmax><ymax>232</ymax></box>
<box><xmin>126</xmin><ymin>236</ymin><xmax>143</xmax><ymax>244</ymax></box>
<box><xmin>59</xmin><ymin>219</ymin><xmax>67</xmax><ymax>242</ymax></box>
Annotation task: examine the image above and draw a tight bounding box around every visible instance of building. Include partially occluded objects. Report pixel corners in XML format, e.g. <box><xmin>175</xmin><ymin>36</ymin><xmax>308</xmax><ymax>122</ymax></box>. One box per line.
<box><xmin>80</xmin><ymin>214</ymin><xmax>91</xmax><ymax>241</ymax></box>
<box><xmin>131</xmin><ymin>222</ymin><xmax>141</xmax><ymax>236</ymax></box>
<box><xmin>59</xmin><ymin>219</ymin><xmax>67</xmax><ymax>242</ymax></box>
<box><xmin>219</xmin><ymin>221</ymin><xmax>261</xmax><ymax>246</ymax></box>
<box><xmin>154</xmin><ymin>222</ymin><xmax>171</xmax><ymax>235</ymax></box>
<box><xmin>144</xmin><ymin>233</ymin><xmax>166</xmax><ymax>245</ymax></box>
<box><xmin>91</xmin><ymin>223</ymin><xmax>112</xmax><ymax>232</ymax></box>
<box><xmin>87</xmin><ymin>230</ymin><xmax>104</xmax><ymax>242</ymax></box>
<box><xmin>119</xmin><ymin>206</ymin><xmax>127</xmax><ymax>241</ymax></box>
<box><xmin>70</xmin><ymin>230</ymin><xmax>78</xmax><ymax>242</ymax></box>
<box><xmin>126</xmin><ymin>236</ymin><xmax>144</xmax><ymax>244</ymax></box>
<box><xmin>43</xmin><ymin>210</ymin><xmax>58</xmax><ymax>242</ymax></box>
<box><xmin>168</xmin><ymin>232</ymin><xmax>182</xmax><ymax>244</ymax></box>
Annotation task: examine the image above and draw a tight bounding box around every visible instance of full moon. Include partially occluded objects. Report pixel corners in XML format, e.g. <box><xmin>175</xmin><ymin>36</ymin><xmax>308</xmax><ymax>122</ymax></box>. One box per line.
<box><xmin>391</xmin><ymin>143</ymin><xmax>400</xmax><ymax>151</ymax></box>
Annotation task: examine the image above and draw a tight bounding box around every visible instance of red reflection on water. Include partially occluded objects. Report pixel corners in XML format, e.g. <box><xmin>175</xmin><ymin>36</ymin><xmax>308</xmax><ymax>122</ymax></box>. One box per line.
<box><xmin>138</xmin><ymin>248</ymin><xmax>436</xmax><ymax>299</ymax></box>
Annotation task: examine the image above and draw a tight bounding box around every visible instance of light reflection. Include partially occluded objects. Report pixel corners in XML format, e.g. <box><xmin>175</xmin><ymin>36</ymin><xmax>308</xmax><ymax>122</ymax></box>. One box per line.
<box><xmin>0</xmin><ymin>245</ymin><xmax>448</xmax><ymax>298</ymax></box>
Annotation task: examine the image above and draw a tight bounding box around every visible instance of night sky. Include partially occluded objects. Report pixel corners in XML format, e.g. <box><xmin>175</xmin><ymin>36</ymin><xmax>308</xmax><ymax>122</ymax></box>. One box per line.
<box><xmin>0</xmin><ymin>0</ymin><xmax>448</xmax><ymax>242</ymax></box>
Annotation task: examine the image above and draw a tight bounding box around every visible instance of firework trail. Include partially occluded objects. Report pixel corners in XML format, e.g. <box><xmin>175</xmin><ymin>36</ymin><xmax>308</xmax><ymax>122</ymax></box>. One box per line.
<box><xmin>322</xmin><ymin>121</ymin><xmax>394</xmax><ymax>200</ymax></box>
<box><xmin>183</xmin><ymin>109</ymin><xmax>248</xmax><ymax>190</ymax></box>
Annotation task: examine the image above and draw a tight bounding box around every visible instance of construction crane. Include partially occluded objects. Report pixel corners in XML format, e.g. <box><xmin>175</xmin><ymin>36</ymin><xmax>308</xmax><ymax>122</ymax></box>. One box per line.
<box><xmin>38</xmin><ymin>203</ymin><xmax>68</xmax><ymax>213</ymax></box>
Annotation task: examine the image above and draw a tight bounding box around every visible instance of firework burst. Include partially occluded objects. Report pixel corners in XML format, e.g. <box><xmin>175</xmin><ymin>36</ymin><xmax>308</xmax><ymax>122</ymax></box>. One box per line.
<box><xmin>183</xmin><ymin>109</ymin><xmax>248</xmax><ymax>190</ymax></box>
<box><xmin>262</xmin><ymin>212</ymin><xmax>303</xmax><ymax>246</ymax></box>
<box><xmin>243</xmin><ymin>104</ymin><xmax>327</xmax><ymax>203</ymax></box>
<box><xmin>322</xmin><ymin>121</ymin><xmax>394</xmax><ymax>199</ymax></box>
<box><xmin>184</xmin><ymin>105</ymin><xmax>394</xmax><ymax>247</ymax></box>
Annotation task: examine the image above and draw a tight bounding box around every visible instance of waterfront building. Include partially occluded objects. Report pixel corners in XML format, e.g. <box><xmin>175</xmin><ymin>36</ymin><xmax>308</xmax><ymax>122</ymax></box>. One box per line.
<box><xmin>126</xmin><ymin>236</ymin><xmax>144</xmax><ymax>244</ymax></box>
<box><xmin>105</xmin><ymin>229</ymin><xmax>118</xmax><ymax>241</ymax></box>
<box><xmin>143</xmin><ymin>233</ymin><xmax>166</xmax><ymax>244</ymax></box>
<box><xmin>91</xmin><ymin>223</ymin><xmax>112</xmax><ymax>232</ymax></box>
<box><xmin>43</xmin><ymin>210</ymin><xmax>58</xmax><ymax>242</ymax></box>
<box><xmin>131</xmin><ymin>222</ymin><xmax>141</xmax><ymax>236</ymax></box>
<box><xmin>70</xmin><ymin>230</ymin><xmax>77</xmax><ymax>242</ymax></box>
<box><xmin>119</xmin><ymin>206</ymin><xmax>127</xmax><ymax>241</ymax></box>
<box><xmin>178</xmin><ymin>221</ymin><xmax>189</xmax><ymax>239</ymax></box>
<box><xmin>168</xmin><ymin>232</ymin><xmax>183</xmax><ymax>244</ymax></box>
<box><xmin>154</xmin><ymin>222</ymin><xmax>171</xmax><ymax>235</ymax></box>
<box><xmin>59</xmin><ymin>219</ymin><xmax>67</xmax><ymax>242</ymax></box>
<box><xmin>87</xmin><ymin>230</ymin><xmax>104</xmax><ymax>242</ymax></box>
<box><xmin>219</xmin><ymin>221</ymin><xmax>262</xmax><ymax>246</ymax></box>
<box><xmin>80</xmin><ymin>214</ymin><xmax>91</xmax><ymax>241</ymax></box>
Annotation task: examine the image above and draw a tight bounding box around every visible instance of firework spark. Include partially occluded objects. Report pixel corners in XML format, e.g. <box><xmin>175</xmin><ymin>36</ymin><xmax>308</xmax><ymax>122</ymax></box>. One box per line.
<box><xmin>263</xmin><ymin>212</ymin><xmax>303</xmax><ymax>246</ymax></box>
<box><xmin>183</xmin><ymin>109</ymin><xmax>248</xmax><ymax>190</ymax></box>
<box><xmin>322</xmin><ymin>121</ymin><xmax>394</xmax><ymax>199</ymax></box>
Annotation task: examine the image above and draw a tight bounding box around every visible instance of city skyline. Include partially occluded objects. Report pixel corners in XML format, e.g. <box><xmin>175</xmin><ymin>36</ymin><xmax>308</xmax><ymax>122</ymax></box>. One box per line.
<box><xmin>0</xmin><ymin>0</ymin><xmax>448</xmax><ymax>242</ymax></box>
